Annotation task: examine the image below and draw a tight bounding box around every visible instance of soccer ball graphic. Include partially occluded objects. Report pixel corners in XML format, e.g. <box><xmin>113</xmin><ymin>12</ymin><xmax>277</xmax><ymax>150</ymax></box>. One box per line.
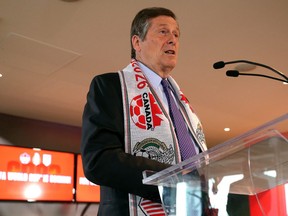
<box><xmin>130</xmin><ymin>93</ymin><xmax>163</xmax><ymax>130</ymax></box>
<box><xmin>130</xmin><ymin>95</ymin><xmax>146</xmax><ymax>129</ymax></box>
<box><xmin>134</xmin><ymin>149</ymin><xmax>151</xmax><ymax>158</ymax></box>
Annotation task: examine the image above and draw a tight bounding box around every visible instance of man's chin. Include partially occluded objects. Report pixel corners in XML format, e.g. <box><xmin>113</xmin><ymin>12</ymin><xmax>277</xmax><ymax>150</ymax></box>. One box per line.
<box><xmin>163</xmin><ymin>63</ymin><xmax>177</xmax><ymax>73</ymax></box>
<box><xmin>166</xmin><ymin>60</ymin><xmax>177</xmax><ymax>69</ymax></box>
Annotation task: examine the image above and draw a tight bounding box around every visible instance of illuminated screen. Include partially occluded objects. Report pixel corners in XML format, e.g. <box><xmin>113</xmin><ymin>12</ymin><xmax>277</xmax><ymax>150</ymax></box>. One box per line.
<box><xmin>0</xmin><ymin>145</ymin><xmax>75</xmax><ymax>201</ymax></box>
<box><xmin>76</xmin><ymin>154</ymin><xmax>100</xmax><ymax>202</ymax></box>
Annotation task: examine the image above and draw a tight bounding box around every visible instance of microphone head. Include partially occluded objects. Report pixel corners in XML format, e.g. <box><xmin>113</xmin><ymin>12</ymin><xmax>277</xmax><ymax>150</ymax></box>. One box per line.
<box><xmin>226</xmin><ymin>70</ymin><xmax>240</xmax><ymax>77</ymax></box>
<box><xmin>213</xmin><ymin>61</ymin><xmax>225</xmax><ymax>69</ymax></box>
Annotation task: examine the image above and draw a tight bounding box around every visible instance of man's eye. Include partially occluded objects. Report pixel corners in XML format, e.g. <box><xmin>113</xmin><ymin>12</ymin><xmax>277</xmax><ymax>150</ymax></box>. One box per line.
<box><xmin>173</xmin><ymin>31</ymin><xmax>180</xmax><ymax>38</ymax></box>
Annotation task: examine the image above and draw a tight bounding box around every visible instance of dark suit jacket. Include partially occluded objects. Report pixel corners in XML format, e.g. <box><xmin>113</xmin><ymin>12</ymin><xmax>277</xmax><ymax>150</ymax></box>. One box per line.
<box><xmin>81</xmin><ymin>73</ymin><xmax>170</xmax><ymax>216</ymax></box>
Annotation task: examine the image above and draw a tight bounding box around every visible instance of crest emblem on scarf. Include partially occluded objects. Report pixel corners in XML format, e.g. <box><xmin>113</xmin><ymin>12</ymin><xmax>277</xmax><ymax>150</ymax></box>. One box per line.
<box><xmin>133</xmin><ymin>138</ymin><xmax>174</xmax><ymax>164</ymax></box>
<box><xmin>130</xmin><ymin>92</ymin><xmax>163</xmax><ymax>130</ymax></box>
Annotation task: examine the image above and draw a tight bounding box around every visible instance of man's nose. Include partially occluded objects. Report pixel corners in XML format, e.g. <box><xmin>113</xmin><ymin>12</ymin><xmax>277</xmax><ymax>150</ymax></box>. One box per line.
<box><xmin>167</xmin><ymin>33</ymin><xmax>177</xmax><ymax>45</ymax></box>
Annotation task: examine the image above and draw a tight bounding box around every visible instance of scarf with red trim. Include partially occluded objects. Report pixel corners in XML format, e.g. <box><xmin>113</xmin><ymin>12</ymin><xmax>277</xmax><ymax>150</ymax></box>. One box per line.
<box><xmin>118</xmin><ymin>59</ymin><xmax>207</xmax><ymax>216</ymax></box>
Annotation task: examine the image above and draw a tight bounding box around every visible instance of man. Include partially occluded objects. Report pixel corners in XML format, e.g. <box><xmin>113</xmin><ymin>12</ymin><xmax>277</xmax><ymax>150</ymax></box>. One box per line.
<box><xmin>81</xmin><ymin>7</ymin><xmax>207</xmax><ymax>216</ymax></box>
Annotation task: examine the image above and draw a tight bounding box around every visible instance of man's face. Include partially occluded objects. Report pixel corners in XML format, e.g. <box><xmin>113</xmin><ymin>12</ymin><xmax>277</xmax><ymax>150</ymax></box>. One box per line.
<box><xmin>133</xmin><ymin>15</ymin><xmax>180</xmax><ymax>78</ymax></box>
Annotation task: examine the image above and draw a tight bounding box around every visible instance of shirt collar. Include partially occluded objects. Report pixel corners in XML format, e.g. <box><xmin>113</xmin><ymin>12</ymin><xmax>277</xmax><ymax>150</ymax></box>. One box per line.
<box><xmin>137</xmin><ymin>61</ymin><xmax>163</xmax><ymax>90</ymax></box>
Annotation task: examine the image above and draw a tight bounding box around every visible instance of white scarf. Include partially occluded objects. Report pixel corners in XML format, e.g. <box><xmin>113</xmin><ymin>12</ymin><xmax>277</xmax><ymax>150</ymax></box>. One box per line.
<box><xmin>119</xmin><ymin>59</ymin><xmax>207</xmax><ymax>216</ymax></box>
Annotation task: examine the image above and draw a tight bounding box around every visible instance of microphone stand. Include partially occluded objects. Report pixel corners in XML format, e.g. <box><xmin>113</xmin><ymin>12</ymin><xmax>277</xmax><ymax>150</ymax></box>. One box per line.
<box><xmin>214</xmin><ymin>60</ymin><xmax>288</xmax><ymax>83</ymax></box>
<box><xmin>226</xmin><ymin>70</ymin><xmax>288</xmax><ymax>83</ymax></box>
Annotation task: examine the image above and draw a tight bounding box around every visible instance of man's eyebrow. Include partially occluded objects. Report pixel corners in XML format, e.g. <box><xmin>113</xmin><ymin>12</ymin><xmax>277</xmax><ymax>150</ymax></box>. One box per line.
<box><xmin>157</xmin><ymin>23</ymin><xmax>180</xmax><ymax>31</ymax></box>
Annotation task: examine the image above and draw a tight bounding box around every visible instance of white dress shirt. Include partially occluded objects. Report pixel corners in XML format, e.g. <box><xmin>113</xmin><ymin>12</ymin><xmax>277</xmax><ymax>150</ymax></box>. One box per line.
<box><xmin>138</xmin><ymin>61</ymin><xmax>200</xmax><ymax>155</ymax></box>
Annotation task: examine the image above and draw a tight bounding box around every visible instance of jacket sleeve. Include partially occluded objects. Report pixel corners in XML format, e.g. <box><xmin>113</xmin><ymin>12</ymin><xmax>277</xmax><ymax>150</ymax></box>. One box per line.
<box><xmin>81</xmin><ymin>73</ymin><xmax>170</xmax><ymax>201</ymax></box>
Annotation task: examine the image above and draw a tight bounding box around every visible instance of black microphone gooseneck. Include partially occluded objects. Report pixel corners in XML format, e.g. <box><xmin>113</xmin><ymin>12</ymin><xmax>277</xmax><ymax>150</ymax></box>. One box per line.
<box><xmin>213</xmin><ymin>60</ymin><xmax>288</xmax><ymax>83</ymax></box>
<box><xmin>226</xmin><ymin>70</ymin><xmax>288</xmax><ymax>83</ymax></box>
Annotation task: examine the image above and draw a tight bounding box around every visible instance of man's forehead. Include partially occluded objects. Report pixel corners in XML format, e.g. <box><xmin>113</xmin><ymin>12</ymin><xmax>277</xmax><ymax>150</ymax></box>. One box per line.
<box><xmin>151</xmin><ymin>18</ymin><xmax>179</xmax><ymax>30</ymax></box>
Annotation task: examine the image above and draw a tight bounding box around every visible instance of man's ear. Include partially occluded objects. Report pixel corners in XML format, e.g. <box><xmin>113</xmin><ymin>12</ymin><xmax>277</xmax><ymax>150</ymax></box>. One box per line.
<box><xmin>131</xmin><ymin>35</ymin><xmax>141</xmax><ymax>53</ymax></box>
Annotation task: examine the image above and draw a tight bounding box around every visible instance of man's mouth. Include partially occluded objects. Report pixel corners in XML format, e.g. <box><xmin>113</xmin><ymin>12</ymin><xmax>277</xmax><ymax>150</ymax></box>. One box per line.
<box><xmin>165</xmin><ymin>50</ymin><xmax>175</xmax><ymax>55</ymax></box>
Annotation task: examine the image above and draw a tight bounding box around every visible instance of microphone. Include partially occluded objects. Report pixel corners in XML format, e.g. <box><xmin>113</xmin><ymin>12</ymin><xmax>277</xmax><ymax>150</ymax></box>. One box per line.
<box><xmin>213</xmin><ymin>60</ymin><xmax>288</xmax><ymax>83</ymax></box>
<box><xmin>226</xmin><ymin>70</ymin><xmax>239</xmax><ymax>77</ymax></box>
<box><xmin>226</xmin><ymin>70</ymin><xmax>287</xmax><ymax>83</ymax></box>
<box><xmin>213</xmin><ymin>61</ymin><xmax>225</xmax><ymax>69</ymax></box>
